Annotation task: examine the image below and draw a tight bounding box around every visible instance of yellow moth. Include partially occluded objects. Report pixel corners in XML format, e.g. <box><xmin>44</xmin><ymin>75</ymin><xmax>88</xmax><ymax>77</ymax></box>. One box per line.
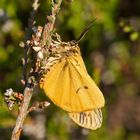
<box><xmin>40</xmin><ymin>41</ymin><xmax>105</xmax><ymax>130</ymax></box>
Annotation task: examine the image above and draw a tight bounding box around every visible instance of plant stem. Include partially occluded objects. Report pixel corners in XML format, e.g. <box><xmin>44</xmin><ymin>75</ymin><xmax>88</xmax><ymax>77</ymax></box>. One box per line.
<box><xmin>11</xmin><ymin>87</ymin><xmax>33</xmax><ymax>140</ymax></box>
<box><xmin>41</xmin><ymin>0</ymin><xmax>62</xmax><ymax>48</ymax></box>
<box><xmin>11</xmin><ymin>0</ymin><xmax>63</xmax><ymax>140</ymax></box>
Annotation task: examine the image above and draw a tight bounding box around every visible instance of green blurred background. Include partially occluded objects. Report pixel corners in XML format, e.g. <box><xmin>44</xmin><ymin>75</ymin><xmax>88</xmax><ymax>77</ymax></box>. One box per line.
<box><xmin>0</xmin><ymin>0</ymin><xmax>140</xmax><ymax>139</ymax></box>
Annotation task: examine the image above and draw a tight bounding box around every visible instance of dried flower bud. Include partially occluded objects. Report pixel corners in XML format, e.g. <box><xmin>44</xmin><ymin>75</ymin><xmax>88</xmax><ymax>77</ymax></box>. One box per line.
<box><xmin>19</xmin><ymin>41</ymin><xmax>25</xmax><ymax>48</ymax></box>
<box><xmin>34</xmin><ymin>40</ymin><xmax>39</xmax><ymax>46</ymax></box>
<box><xmin>4</xmin><ymin>88</ymin><xmax>15</xmax><ymax>110</ymax></box>
<box><xmin>4</xmin><ymin>88</ymin><xmax>14</xmax><ymax>96</ymax></box>
<box><xmin>43</xmin><ymin>101</ymin><xmax>50</xmax><ymax>107</ymax></box>
<box><xmin>37</xmin><ymin>51</ymin><xmax>44</xmax><ymax>59</ymax></box>
<box><xmin>26</xmin><ymin>40</ymin><xmax>31</xmax><ymax>45</ymax></box>
<box><xmin>33</xmin><ymin>46</ymin><xmax>41</xmax><ymax>52</ymax></box>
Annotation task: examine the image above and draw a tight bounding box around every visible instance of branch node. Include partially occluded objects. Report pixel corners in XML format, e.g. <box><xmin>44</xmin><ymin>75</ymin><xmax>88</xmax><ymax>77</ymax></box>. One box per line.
<box><xmin>28</xmin><ymin>101</ymin><xmax>50</xmax><ymax>113</ymax></box>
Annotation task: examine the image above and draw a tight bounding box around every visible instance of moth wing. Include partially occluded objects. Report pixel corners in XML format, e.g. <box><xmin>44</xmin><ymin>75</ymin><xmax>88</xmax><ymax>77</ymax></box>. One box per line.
<box><xmin>41</xmin><ymin>58</ymin><xmax>87</xmax><ymax>112</ymax></box>
<box><xmin>67</xmin><ymin>54</ymin><xmax>105</xmax><ymax>112</ymax></box>
<box><xmin>41</xmin><ymin>53</ymin><xmax>105</xmax><ymax>112</ymax></box>
<box><xmin>41</xmin><ymin>58</ymin><xmax>72</xmax><ymax>109</ymax></box>
<box><xmin>69</xmin><ymin>108</ymin><xmax>103</xmax><ymax>130</ymax></box>
<box><xmin>73</xmin><ymin>52</ymin><xmax>87</xmax><ymax>74</ymax></box>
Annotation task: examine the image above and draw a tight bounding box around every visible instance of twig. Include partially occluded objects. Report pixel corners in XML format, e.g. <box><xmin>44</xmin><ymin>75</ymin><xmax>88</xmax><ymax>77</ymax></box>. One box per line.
<box><xmin>11</xmin><ymin>0</ymin><xmax>63</xmax><ymax>140</ymax></box>
<box><xmin>11</xmin><ymin>87</ymin><xmax>33</xmax><ymax>140</ymax></box>
<box><xmin>23</xmin><ymin>0</ymin><xmax>40</xmax><ymax>83</ymax></box>
<box><xmin>11</xmin><ymin>0</ymin><xmax>40</xmax><ymax>139</ymax></box>
<box><xmin>41</xmin><ymin>0</ymin><xmax>62</xmax><ymax>48</ymax></box>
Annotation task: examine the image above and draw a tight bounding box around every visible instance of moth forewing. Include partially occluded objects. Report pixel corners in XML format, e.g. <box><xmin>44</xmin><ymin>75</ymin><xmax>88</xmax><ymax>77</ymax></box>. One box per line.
<box><xmin>40</xmin><ymin>44</ymin><xmax>105</xmax><ymax>112</ymax></box>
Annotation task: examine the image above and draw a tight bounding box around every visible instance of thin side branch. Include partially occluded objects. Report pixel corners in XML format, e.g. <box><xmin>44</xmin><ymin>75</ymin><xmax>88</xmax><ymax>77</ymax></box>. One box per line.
<box><xmin>23</xmin><ymin>0</ymin><xmax>40</xmax><ymax>83</ymax></box>
<box><xmin>28</xmin><ymin>101</ymin><xmax>50</xmax><ymax>113</ymax></box>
